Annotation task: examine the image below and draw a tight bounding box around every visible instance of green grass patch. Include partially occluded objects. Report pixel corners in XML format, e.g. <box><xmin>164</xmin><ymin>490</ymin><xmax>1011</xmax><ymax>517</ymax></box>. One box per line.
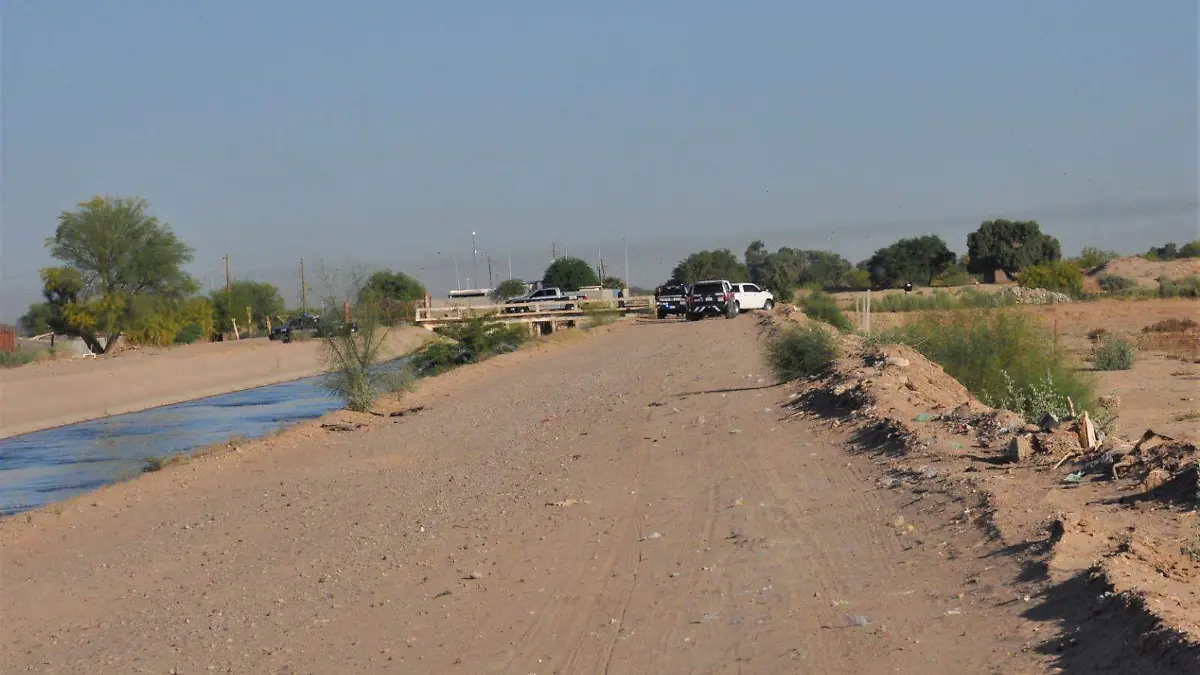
<box><xmin>764</xmin><ymin>324</ymin><xmax>839</xmax><ymax>381</ymax></box>
<box><xmin>867</xmin><ymin>309</ymin><xmax>1095</xmax><ymax>422</ymax></box>
<box><xmin>801</xmin><ymin>289</ymin><xmax>853</xmax><ymax>331</ymax></box>
<box><xmin>1159</xmin><ymin>276</ymin><xmax>1200</xmax><ymax>299</ymax></box>
<box><xmin>0</xmin><ymin>350</ymin><xmax>35</xmax><ymax>368</ymax></box>
<box><xmin>871</xmin><ymin>289</ymin><xmax>1017</xmax><ymax>313</ymax></box>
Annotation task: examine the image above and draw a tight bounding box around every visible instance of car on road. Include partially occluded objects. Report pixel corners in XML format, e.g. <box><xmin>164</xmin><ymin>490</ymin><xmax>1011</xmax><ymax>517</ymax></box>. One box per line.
<box><xmin>502</xmin><ymin>287</ymin><xmax>588</xmax><ymax>314</ymax></box>
<box><xmin>270</xmin><ymin>314</ymin><xmax>357</xmax><ymax>343</ymax></box>
<box><xmin>686</xmin><ymin>279</ymin><xmax>738</xmax><ymax>321</ymax></box>
<box><xmin>654</xmin><ymin>284</ymin><xmax>689</xmax><ymax>319</ymax></box>
<box><xmin>729</xmin><ymin>283</ymin><xmax>775</xmax><ymax>312</ymax></box>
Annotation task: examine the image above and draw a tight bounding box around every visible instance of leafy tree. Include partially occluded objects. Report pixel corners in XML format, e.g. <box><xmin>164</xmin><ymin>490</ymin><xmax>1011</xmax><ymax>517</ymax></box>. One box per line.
<box><xmin>41</xmin><ymin>196</ymin><xmax>196</xmax><ymax>353</ymax></box>
<box><xmin>745</xmin><ymin>240</ymin><xmax>769</xmax><ymax>283</ymax></box>
<box><xmin>670</xmin><ymin>249</ymin><xmax>748</xmax><ymax>285</ymax></box>
<box><xmin>492</xmin><ymin>278</ymin><xmax>528</xmax><ymax>301</ymax></box>
<box><xmin>966</xmin><ymin>219</ymin><xmax>1061</xmax><ymax>278</ymax></box>
<box><xmin>212</xmin><ymin>280</ymin><xmax>286</xmax><ymax>332</ymax></box>
<box><xmin>793</xmin><ymin>249</ymin><xmax>855</xmax><ymax>288</ymax></box>
<box><xmin>1181</xmin><ymin>240</ymin><xmax>1200</xmax><ymax>258</ymax></box>
<box><xmin>866</xmin><ymin>235</ymin><xmax>956</xmax><ymax>287</ymax></box>
<box><xmin>759</xmin><ymin>249</ymin><xmax>799</xmax><ymax>301</ymax></box>
<box><xmin>542</xmin><ymin>256</ymin><xmax>600</xmax><ymax>290</ymax></box>
<box><xmin>18</xmin><ymin>302</ymin><xmax>56</xmax><ymax>336</ymax></box>
<box><xmin>601</xmin><ymin>276</ymin><xmax>626</xmax><ymax>290</ymax></box>
<box><xmin>358</xmin><ymin>270</ymin><xmax>426</xmax><ymax>324</ymax></box>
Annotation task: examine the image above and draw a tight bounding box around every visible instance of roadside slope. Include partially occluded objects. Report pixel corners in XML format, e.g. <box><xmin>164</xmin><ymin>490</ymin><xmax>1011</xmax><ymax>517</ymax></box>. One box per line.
<box><xmin>0</xmin><ymin>327</ymin><xmax>428</xmax><ymax>439</ymax></box>
<box><xmin>2</xmin><ymin>317</ymin><xmax>1057</xmax><ymax>673</ymax></box>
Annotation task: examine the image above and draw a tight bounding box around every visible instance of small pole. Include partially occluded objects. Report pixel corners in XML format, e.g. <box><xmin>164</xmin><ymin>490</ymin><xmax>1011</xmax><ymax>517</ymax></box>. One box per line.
<box><xmin>224</xmin><ymin>254</ymin><xmax>232</xmax><ymax>295</ymax></box>
<box><xmin>300</xmin><ymin>257</ymin><xmax>307</xmax><ymax>313</ymax></box>
<box><xmin>246</xmin><ymin>306</ymin><xmax>253</xmax><ymax>337</ymax></box>
<box><xmin>508</xmin><ymin>251</ymin><xmax>513</xmax><ymax>280</ymax></box>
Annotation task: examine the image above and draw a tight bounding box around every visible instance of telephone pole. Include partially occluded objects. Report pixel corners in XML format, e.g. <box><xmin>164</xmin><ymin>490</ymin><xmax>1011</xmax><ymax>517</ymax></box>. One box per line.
<box><xmin>223</xmin><ymin>254</ymin><xmax>231</xmax><ymax>295</ymax></box>
<box><xmin>624</xmin><ymin>236</ymin><xmax>629</xmax><ymax>289</ymax></box>
<box><xmin>300</xmin><ymin>258</ymin><xmax>307</xmax><ymax>313</ymax></box>
<box><xmin>508</xmin><ymin>251</ymin><xmax>512</xmax><ymax>280</ymax></box>
<box><xmin>486</xmin><ymin>255</ymin><xmax>494</xmax><ymax>288</ymax></box>
<box><xmin>471</xmin><ymin>231</ymin><xmax>478</xmax><ymax>290</ymax></box>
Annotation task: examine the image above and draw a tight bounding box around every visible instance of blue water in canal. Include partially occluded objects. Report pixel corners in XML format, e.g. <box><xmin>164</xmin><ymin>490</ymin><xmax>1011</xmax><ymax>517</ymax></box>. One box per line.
<box><xmin>0</xmin><ymin>374</ymin><xmax>348</xmax><ymax>515</ymax></box>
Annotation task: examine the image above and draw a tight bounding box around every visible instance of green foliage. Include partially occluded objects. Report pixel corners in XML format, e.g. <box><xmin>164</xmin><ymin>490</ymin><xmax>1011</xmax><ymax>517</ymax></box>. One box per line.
<box><xmin>1076</xmin><ymin>247</ymin><xmax>1120</xmax><ymax>269</ymax></box>
<box><xmin>844</xmin><ymin>268</ymin><xmax>871</xmax><ymax>290</ymax></box>
<box><xmin>865</xmin><ymin>235</ymin><xmax>956</xmax><ymax>287</ymax></box>
<box><xmin>211</xmin><ymin>281</ymin><xmax>285</xmax><ymax>333</ymax></box>
<box><xmin>18</xmin><ymin>302</ymin><xmax>55</xmax><ymax>336</ymax></box>
<box><xmin>1017</xmin><ymin>261</ymin><xmax>1083</xmax><ymax>296</ymax></box>
<box><xmin>40</xmin><ymin>196</ymin><xmax>196</xmax><ymax>353</ymax></box>
<box><xmin>319</xmin><ymin>289</ymin><xmax>403</xmax><ymax>412</ymax></box>
<box><xmin>764</xmin><ymin>324</ymin><xmax>839</xmax><ymax>381</ymax></box>
<box><xmin>492</xmin><ymin>278</ymin><xmax>528</xmax><ymax>301</ymax></box>
<box><xmin>1097</xmin><ymin>275</ymin><xmax>1137</xmax><ymax>294</ymax></box>
<box><xmin>670</xmin><ymin>249</ymin><xmax>748</xmax><ymax>285</ymax></box>
<box><xmin>174</xmin><ymin>323</ymin><xmax>205</xmax><ymax>345</ymax></box>
<box><xmin>746</xmin><ymin>245</ymin><xmax>856</xmax><ymax>295</ymax></box>
<box><xmin>359</xmin><ymin>270</ymin><xmax>427</xmax><ymax>324</ymax></box>
<box><xmin>874</xmin><ymin>309</ymin><xmax>1094</xmax><ymax>422</ymax></box>
<box><xmin>801</xmin><ymin>289</ymin><xmax>852</xmax><ymax>332</ymax></box>
<box><xmin>872</xmin><ymin>289</ymin><xmax>1015</xmax><ymax>313</ymax></box>
<box><xmin>1145</xmin><ymin>241</ymin><xmax>1200</xmax><ymax>260</ymax></box>
<box><xmin>542</xmin><ymin>257</ymin><xmax>600</xmax><ymax>291</ymax></box>
<box><xmin>966</xmin><ymin>219</ymin><xmax>1062</xmax><ymax>277</ymax></box>
<box><xmin>0</xmin><ymin>350</ymin><xmax>35</xmax><ymax>368</ymax></box>
<box><xmin>410</xmin><ymin>314</ymin><xmax>531</xmax><ymax>375</ymax></box>
<box><xmin>124</xmin><ymin>296</ymin><xmax>215</xmax><ymax>347</ymax></box>
<box><xmin>583</xmin><ymin>305</ymin><xmax>619</xmax><ymax>329</ymax></box>
<box><xmin>931</xmin><ymin>266</ymin><xmax>974</xmax><ymax>287</ymax></box>
<box><xmin>1091</xmin><ymin>337</ymin><xmax>1135</xmax><ymax>371</ymax></box>
<box><xmin>601</xmin><ymin>276</ymin><xmax>626</xmax><ymax>290</ymax></box>
<box><xmin>1159</xmin><ymin>276</ymin><xmax>1200</xmax><ymax>298</ymax></box>
<box><xmin>744</xmin><ymin>240</ymin><xmax>769</xmax><ymax>282</ymax></box>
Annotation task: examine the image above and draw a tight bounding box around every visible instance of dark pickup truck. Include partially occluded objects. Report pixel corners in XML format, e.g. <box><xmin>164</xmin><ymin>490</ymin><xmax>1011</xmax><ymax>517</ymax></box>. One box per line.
<box><xmin>686</xmin><ymin>279</ymin><xmax>738</xmax><ymax>321</ymax></box>
<box><xmin>654</xmin><ymin>284</ymin><xmax>689</xmax><ymax>320</ymax></box>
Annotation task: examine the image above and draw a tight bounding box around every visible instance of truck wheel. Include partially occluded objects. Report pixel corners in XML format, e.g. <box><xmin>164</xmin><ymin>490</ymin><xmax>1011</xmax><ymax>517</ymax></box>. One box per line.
<box><xmin>657</xmin><ymin>308</ymin><xmax>667</xmax><ymax>320</ymax></box>
<box><xmin>686</xmin><ymin>313</ymin><xmax>700</xmax><ymax>322</ymax></box>
<box><xmin>764</xmin><ymin>300</ymin><xmax>774</xmax><ymax>311</ymax></box>
<box><xmin>726</xmin><ymin>302</ymin><xmax>739</xmax><ymax>319</ymax></box>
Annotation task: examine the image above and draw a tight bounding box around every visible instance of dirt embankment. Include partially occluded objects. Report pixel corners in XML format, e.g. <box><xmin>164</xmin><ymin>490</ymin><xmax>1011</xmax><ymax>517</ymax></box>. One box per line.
<box><xmin>765</xmin><ymin>312</ymin><xmax>1200</xmax><ymax>673</ymax></box>
<box><xmin>1</xmin><ymin>315</ymin><xmax>1118</xmax><ymax>674</ymax></box>
<box><xmin>1090</xmin><ymin>256</ymin><xmax>1200</xmax><ymax>288</ymax></box>
<box><xmin>0</xmin><ymin>327</ymin><xmax>430</xmax><ymax>439</ymax></box>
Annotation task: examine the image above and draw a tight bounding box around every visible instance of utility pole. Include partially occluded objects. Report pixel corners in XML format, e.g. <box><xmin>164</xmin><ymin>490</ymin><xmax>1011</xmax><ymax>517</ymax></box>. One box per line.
<box><xmin>300</xmin><ymin>258</ymin><xmax>307</xmax><ymax>313</ymax></box>
<box><xmin>454</xmin><ymin>258</ymin><xmax>461</xmax><ymax>290</ymax></box>
<box><xmin>486</xmin><ymin>255</ymin><xmax>494</xmax><ymax>288</ymax></box>
<box><xmin>624</xmin><ymin>236</ymin><xmax>629</xmax><ymax>289</ymax></box>
<box><xmin>223</xmin><ymin>254</ymin><xmax>231</xmax><ymax>295</ymax></box>
<box><xmin>471</xmin><ymin>231</ymin><xmax>478</xmax><ymax>290</ymax></box>
<box><xmin>552</xmin><ymin>242</ymin><xmax>556</xmax><ymax>261</ymax></box>
<box><xmin>508</xmin><ymin>251</ymin><xmax>512</xmax><ymax>280</ymax></box>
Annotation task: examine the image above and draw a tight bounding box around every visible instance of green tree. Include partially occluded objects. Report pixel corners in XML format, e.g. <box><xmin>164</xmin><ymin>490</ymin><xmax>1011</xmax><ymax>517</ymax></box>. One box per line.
<box><xmin>18</xmin><ymin>302</ymin><xmax>57</xmax><ymax>336</ymax></box>
<box><xmin>1017</xmin><ymin>261</ymin><xmax>1083</xmax><ymax>296</ymax></box>
<box><xmin>542</xmin><ymin>257</ymin><xmax>600</xmax><ymax>290</ymax></box>
<box><xmin>42</xmin><ymin>196</ymin><xmax>196</xmax><ymax>353</ymax></box>
<box><xmin>745</xmin><ymin>240</ymin><xmax>769</xmax><ymax>284</ymax></box>
<box><xmin>601</xmin><ymin>276</ymin><xmax>626</xmax><ymax>290</ymax></box>
<box><xmin>793</xmin><ymin>250</ymin><xmax>855</xmax><ymax>288</ymax></box>
<box><xmin>759</xmin><ymin>249</ymin><xmax>799</xmax><ymax>301</ymax></box>
<box><xmin>1180</xmin><ymin>240</ymin><xmax>1200</xmax><ymax>258</ymax></box>
<box><xmin>670</xmin><ymin>249</ymin><xmax>748</xmax><ymax>285</ymax></box>
<box><xmin>1076</xmin><ymin>246</ymin><xmax>1119</xmax><ymax>269</ymax></box>
<box><xmin>211</xmin><ymin>281</ymin><xmax>286</xmax><ymax>332</ymax></box>
<box><xmin>358</xmin><ymin>270</ymin><xmax>427</xmax><ymax>324</ymax></box>
<box><xmin>492</xmin><ymin>278</ymin><xmax>528</xmax><ymax>301</ymax></box>
<box><xmin>966</xmin><ymin>219</ymin><xmax>1061</xmax><ymax>278</ymax></box>
<box><xmin>866</xmin><ymin>235</ymin><xmax>956</xmax><ymax>287</ymax></box>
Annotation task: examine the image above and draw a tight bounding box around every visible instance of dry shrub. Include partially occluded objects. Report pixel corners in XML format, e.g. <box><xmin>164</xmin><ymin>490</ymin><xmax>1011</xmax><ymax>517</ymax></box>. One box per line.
<box><xmin>1144</xmin><ymin>317</ymin><xmax>1199</xmax><ymax>333</ymax></box>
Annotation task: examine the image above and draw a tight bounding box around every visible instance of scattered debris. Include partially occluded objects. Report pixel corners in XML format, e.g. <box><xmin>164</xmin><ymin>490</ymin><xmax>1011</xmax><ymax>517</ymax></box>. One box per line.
<box><xmin>1008</xmin><ymin>435</ymin><xmax>1034</xmax><ymax>463</ymax></box>
<box><xmin>639</xmin><ymin>532</ymin><xmax>663</xmax><ymax>541</ymax></box>
<box><xmin>320</xmin><ymin>422</ymin><xmax>361</xmax><ymax>432</ymax></box>
<box><xmin>546</xmin><ymin>499</ymin><xmax>589</xmax><ymax>507</ymax></box>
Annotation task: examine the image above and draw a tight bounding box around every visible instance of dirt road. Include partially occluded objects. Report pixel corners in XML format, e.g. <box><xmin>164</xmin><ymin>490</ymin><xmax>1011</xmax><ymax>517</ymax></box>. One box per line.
<box><xmin>1</xmin><ymin>318</ymin><xmax>1060</xmax><ymax>673</ymax></box>
<box><xmin>0</xmin><ymin>328</ymin><xmax>428</xmax><ymax>439</ymax></box>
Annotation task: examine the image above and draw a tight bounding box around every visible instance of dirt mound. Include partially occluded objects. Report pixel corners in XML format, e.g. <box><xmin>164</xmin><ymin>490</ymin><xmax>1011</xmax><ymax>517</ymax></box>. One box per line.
<box><xmin>1092</xmin><ymin>256</ymin><xmax>1200</xmax><ymax>286</ymax></box>
<box><xmin>775</xmin><ymin>314</ymin><xmax>1200</xmax><ymax>664</ymax></box>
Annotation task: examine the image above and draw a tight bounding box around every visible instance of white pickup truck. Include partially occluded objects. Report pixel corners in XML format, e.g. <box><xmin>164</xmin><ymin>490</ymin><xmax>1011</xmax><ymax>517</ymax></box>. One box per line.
<box><xmin>502</xmin><ymin>287</ymin><xmax>588</xmax><ymax>314</ymax></box>
<box><xmin>729</xmin><ymin>283</ymin><xmax>775</xmax><ymax>312</ymax></box>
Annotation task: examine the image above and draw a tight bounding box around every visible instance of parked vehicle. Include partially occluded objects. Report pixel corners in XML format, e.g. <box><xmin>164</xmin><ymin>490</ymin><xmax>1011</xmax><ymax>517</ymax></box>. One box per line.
<box><xmin>729</xmin><ymin>283</ymin><xmax>775</xmax><ymax>312</ymax></box>
<box><xmin>654</xmin><ymin>284</ymin><xmax>689</xmax><ymax>319</ymax></box>
<box><xmin>686</xmin><ymin>280</ymin><xmax>738</xmax><ymax>321</ymax></box>
<box><xmin>270</xmin><ymin>314</ymin><xmax>357</xmax><ymax>343</ymax></box>
<box><xmin>502</xmin><ymin>287</ymin><xmax>588</xmax><ymax>314</ymax></box>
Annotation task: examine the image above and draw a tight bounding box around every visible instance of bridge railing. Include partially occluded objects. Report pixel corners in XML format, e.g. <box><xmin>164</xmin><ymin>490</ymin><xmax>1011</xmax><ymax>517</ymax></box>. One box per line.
<box><xmin>414</xmin><ymin>296</ymin><xmax>654</xmax><ymax>323</ymax></box>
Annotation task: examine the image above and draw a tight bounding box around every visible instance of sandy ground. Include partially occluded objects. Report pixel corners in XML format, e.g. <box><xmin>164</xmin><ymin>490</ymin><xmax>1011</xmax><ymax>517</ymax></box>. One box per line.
<box><xmin>0</xmin><ymin>327</ymin><xmax>430</xmax><ymax>439</ymax></box>
<box><xmin>0</xmin><ymin>316</ymin><xmax>1080</xmax><ymax>674</ymax></box>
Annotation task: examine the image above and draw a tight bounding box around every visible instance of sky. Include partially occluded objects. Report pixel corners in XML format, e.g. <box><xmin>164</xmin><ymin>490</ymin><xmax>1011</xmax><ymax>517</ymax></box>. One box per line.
<box><xmin>2</xmin><ymin>0</ymin><xmax>1197</xmax><ymax>318</ymax></box>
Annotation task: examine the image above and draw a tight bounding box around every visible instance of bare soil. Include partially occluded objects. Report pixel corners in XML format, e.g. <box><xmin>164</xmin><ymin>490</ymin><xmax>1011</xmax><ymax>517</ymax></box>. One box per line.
<box><xmin>1</xmin><ymin>315</ymin><xmax>1097</xmax><ymax>674</ymax></box>
<box><xmin>1088</xmin><ymin>256</ymin><xmax>1200</xmax><ymax>290</ymax></box>
<box><xmin>0</xmin><ymin>327</ymin><xmax>429</xmax><ymax>439</ymax></box>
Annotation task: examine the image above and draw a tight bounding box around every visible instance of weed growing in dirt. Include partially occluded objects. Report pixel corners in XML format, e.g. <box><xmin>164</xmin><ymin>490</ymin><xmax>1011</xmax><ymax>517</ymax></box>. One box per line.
<box><xmin>801</xmin><ymin>289</ymin><xmax>852</xmax><ymax>332</ymax></box>
<box><xmin>875</xmin><ymin>309</ymin><xmax>1095</xmax><ymax>421</ymax></box>
<box><xmin>1159</xmin><ymin>276</ymin><xmax>1200</xmax><ymax>298</ymax></box>
<box><xmin>764</xmin><ymin>324</ymin><xmax>839</xmax><ymax>381</ymax></box>
<box><xmin>1091</xmin><ymin>337</ymin><xmax>1136</xmax><ymax>371</ymax></box>
<box><xmin>1097</xmin><ymin>275</ymin><xmax>1137</xmax><ymax>294</ymax></box>
<box><xmin>142</xmin><ymin>453</ymin><xmax>187</xmax><ymax>472</ymax></box>
<box><xmin>410</xmin><ymin>314</ymin><xmax>530</xmax><ymax>375</ymax></box>
<box><xmin>0</xmin><ymin>350</ymin><xmax>34</xmax><ymax>368</ymax></box>
<box><xmin>1144</xmin><ymin>318</ymin><xmax>1199</xmax><ymax>333</ymax></box>
<box><xmin>320</xmin><ymin>287</ymin><xmax>406</xmax><ymax>413</ymax></box>
<box><xmin>582</xmin><ymin>305</ymin><xmax>619</xmax><ymax>330</ymax></box>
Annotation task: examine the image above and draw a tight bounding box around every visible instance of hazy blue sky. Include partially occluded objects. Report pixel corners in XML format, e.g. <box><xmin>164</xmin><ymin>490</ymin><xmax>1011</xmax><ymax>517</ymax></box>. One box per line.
<box><xmin>2</xmin><ymin>1</ymin><xmax>1196</xmax><ymax>316</ymax></box>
